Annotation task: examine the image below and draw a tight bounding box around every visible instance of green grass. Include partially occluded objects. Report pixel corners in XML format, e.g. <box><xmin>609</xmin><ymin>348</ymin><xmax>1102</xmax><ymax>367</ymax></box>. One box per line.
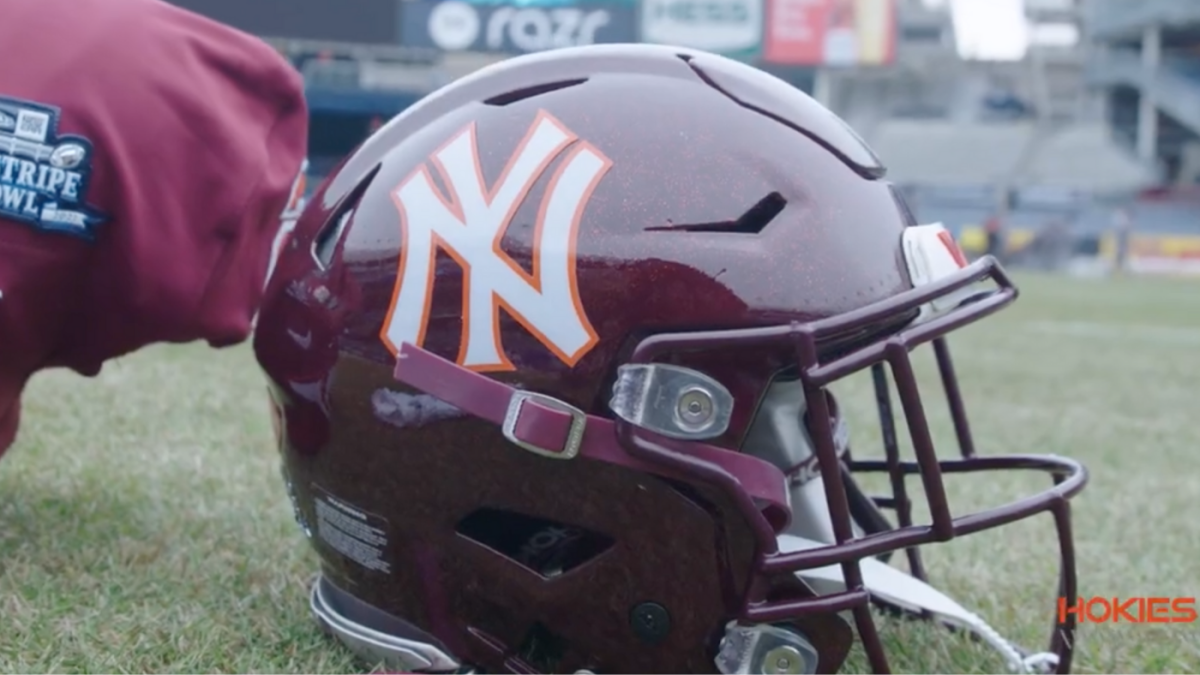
<box><xmin>1</xmin><ymin>272</ymin><xmax>1198</xmax><ymax>673</ymax></box>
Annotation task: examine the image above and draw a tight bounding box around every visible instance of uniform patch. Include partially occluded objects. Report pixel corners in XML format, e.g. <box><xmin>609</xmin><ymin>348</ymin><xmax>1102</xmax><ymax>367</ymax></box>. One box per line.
<box><xmin>0</xmin><ymin>96</ymin><xmax>107</xmax><ymax>240</ymax></box>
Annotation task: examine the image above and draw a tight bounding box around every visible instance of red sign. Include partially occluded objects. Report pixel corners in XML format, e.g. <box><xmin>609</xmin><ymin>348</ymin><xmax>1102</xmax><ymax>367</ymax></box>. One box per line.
<box><xmin>764</xmin><ymin>0</ymin><xmax>896</xmax><ymax>66</ymax></box>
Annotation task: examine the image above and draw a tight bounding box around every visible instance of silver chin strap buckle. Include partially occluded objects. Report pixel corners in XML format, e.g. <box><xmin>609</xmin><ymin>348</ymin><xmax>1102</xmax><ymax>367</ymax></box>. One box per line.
<box><xmin>502</xmin><ymin>390</ymin><xmax>586</xmax><ymax>460</ymax></box>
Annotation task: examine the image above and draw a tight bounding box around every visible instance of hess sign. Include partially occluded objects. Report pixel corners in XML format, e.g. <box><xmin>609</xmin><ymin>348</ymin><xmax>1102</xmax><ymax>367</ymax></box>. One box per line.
<box><xmin>639</xmin><ymin>0</ymin><xmax>763</xmax><ymax>57</ymax></box>
<box><xmin>651</xmin><ymin>0</ymin><xmax>752</xmax><ymax>23</ymax></box>
<box><xmin>402</xmin><ymin>0</ymin><xmax>637</xmax><ymax>54</ymax></box>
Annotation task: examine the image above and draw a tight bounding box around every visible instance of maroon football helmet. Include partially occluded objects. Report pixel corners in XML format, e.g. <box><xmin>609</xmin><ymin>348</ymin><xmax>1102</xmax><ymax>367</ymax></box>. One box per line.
<box><xmin>254</xmin><ymin>44</ymin><xmax>1087</xmax><ymax>674</ymax></box>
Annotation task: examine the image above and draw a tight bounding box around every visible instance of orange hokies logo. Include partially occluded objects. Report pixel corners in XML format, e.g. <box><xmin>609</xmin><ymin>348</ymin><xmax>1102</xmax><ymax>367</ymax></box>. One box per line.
<box><xmin>1058</xmin><ymin>597</ymin><xmax>1197</xmax><ymax>624</ymax></box>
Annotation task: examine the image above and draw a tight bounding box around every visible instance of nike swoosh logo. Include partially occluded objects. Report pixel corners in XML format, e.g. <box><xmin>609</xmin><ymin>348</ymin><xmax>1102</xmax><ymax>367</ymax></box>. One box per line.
<box><xmin>287</xmin><ymin>328</ymin><xmax>313</xmax><ymax>349</ymax></box>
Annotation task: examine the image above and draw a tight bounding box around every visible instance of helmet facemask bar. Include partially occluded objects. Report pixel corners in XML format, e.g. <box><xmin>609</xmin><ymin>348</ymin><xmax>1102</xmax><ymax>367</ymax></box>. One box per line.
<box><xmin>382</xmin><ymin>254</ymin><xmax>1085</xmax><ymax>674</ymax></box>
<box><xmin>618</xmin><ymin>255</ymin><xmax>1087</xmax><ymax>674</ymax></box>
<box><xmin>841</xmin><ymin>354</ymin><xmax>1083</xmax><ymax>674</ymax></box>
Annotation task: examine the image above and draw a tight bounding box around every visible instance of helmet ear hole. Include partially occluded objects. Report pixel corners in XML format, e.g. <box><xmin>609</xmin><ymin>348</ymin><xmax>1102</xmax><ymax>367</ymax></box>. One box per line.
<box><xmin>455</xmin><ymin>508</ymin><xmax>615</xmax><ymax>580</ymax></box>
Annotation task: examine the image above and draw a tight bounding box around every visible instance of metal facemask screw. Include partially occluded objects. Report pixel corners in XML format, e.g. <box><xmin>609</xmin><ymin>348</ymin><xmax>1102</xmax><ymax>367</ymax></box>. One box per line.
<box><xmin>609</xmin><ymin>363</ymin><xmax>733</xmax><ymax>440</ymax></box>
<box><xmin>762</xmin><ymin>645</ymin><xmax>807</xmax><ymax>675</ymax></box>
<box><xmin>715</xmin><ymin>623</ymin><xmax>819</xmax><ymax>675</ymax></box>
<box><xmin>676</xmin><ymin>386</ymin><xmax>716</xmax><ymax>432</ymax></box>
<box><xmin>630</xmin><ymin>602</ymin><xmax>672</xmax><ymax>644</ymax></box>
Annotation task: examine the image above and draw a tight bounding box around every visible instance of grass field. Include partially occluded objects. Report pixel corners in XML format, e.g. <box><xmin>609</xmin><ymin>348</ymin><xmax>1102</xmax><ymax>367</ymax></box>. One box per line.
<box><xmin>1</xmin><ymin>272</ymin><xmax>1198</xmax><ymax>673</ymax></box>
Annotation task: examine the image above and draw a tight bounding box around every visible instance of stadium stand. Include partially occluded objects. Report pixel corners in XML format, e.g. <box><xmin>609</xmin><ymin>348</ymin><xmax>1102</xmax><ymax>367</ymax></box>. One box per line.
<box><xmin>1082</xmin><ymin>0</ymin><xmax>1200</xmax><ymax>272</ymax></box>
<box><xmin>165</xmin><ymin>0</ymin><xmax>1199</xmax><ymax>274</ymax></box>
<box><xmin>1087</xmin><ymin>0</ymin><xmax>1200</xmax><ymax>184</ymax></box>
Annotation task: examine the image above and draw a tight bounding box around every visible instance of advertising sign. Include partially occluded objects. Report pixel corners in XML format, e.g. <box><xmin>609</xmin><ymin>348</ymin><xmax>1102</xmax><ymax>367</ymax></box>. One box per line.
<box><xmin>400</xmin><ymin>0</ymin><xmax>637</xmax><ymax>54</ymax></box>
<box><xmin>762</xmin><ymin>0</ymin><xmax>895</xmax><ymax>66</ymax></box>
<box><xmin>639</xmin><ymin>0</ymin><xmax>764</xmax><ymax>60</ymax></box>
<box><xmin>166</xmin><ymin>0</ymin><xmax>403</xmax><ymax>45</ymax></box>
<box><xmin>1122</xmin><ymin>235</ymin><xmax>1200</xmax><ymax>276</ymax></box>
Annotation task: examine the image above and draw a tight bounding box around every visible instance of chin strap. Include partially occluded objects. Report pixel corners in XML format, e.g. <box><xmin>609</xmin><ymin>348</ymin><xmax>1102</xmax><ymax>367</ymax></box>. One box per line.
<box><xmin>906</xmin><ymin>596</ymin><xmax>1060</xmax><ymax>674</ymax></box>
<box><xmin>779</xmin><ymin>534</ymin><xmax>1058</xmax><ymax>675</ymax></box>
<box><xmin>966</xmin><ymin>618</ymin><xmax>1058</xmax><ymax>675</ymax></box>
<box><xmin>392</xmin><ymin>342</ymin><xmax>793</xmax><ymax>524</ymax></box>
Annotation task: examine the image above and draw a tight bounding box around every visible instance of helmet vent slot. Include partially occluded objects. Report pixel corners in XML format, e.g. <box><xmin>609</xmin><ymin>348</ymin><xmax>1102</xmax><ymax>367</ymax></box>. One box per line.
<box><xmin>484</xmin><ymin>79</ymin><xmax>589</xmax><ymax>107</ymax></box>
<box><xmin>313</xmin><ymin>164</ymin><xmax>380</xmax><ymax>269</ymax></box>
<box><xmin>646</xmin><ymin>191</ymin><xmax>787</xmax><ymax>234</ymax></box>
<box><xmin>516</xmin><ymin>622</ymin><xmax>569</xmax><ymax>674</ymax></box>
<box><xmin>455</xmin><ymin>508</ymin><xmax>613</xmax><ymax>580</ymax></box>
<box><xmin>889</xmin><ymin>184</ymin><xmax>919</xmax><ymax>228</ymax></box>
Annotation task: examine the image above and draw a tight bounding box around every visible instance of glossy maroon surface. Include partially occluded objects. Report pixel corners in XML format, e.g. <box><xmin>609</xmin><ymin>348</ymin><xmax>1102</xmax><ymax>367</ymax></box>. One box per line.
<box><xmin>253</xmin><ymin>44</ymin><xmax>1086</xmax><ymax>674</ymax></box>
<box><xmin>309</xmin><ymin>45</ymin><xmax>909</xmax><ymax>434</ymax></box>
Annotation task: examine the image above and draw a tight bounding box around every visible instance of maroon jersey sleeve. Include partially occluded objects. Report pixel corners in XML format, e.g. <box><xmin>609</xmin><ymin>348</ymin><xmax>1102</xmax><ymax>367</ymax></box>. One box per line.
<box><xmin>0</xmin><ymin>0</ymin><xmax>308</xmax><ymax>451</ymax></box>
<box><xmin>33</xmin><ymin>0</ymin><xmax>308</xmax><ymax>375</ymax></box>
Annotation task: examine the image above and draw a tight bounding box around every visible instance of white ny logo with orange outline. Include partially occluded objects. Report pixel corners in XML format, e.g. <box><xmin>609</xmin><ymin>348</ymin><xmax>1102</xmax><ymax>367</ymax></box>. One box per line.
<box><xmin>382</xmin><ymin>110</ymin><xmax>610</xmax><ymax>372</ymax></box>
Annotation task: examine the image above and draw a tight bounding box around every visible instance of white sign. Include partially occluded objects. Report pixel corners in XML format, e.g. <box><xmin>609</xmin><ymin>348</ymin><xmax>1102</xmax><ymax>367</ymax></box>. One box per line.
<box><xmin>427</xmin><ymin>1</ymin><xmax>482</xmax><ymax>51</ymax></box>
<box><xmin>427</xmin><ymin>1</ymin><xmax>614</xmax><ymax>53</ymax></box>
<box><xmin>486</xmin><ymin>6</ymin><xmax>612</xmax><ymax>52</ymax></box>
<box><xmin>640</xmin><ymin>0</ymin><xmax>763</xmax><ymax>54</ymax></box>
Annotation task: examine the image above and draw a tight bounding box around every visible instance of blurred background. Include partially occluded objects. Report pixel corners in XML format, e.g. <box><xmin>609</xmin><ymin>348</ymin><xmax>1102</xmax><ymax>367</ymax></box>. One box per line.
<box><xmin>167</xmin><ymin>0</ymin><xmax>1200</xmax><ymax>276</ymax></box>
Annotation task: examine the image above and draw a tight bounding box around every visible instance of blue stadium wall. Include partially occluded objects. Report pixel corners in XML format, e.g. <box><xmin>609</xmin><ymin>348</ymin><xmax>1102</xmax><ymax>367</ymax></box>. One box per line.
<box><xmin>165</xmin><ymin>0</ymin><xmax>820</xmax><ymax>181</ymax></box>
<box><xmin>305</xmin><ymin>91</ymin><xmax>423</xmax><ymax>178</ymax></box>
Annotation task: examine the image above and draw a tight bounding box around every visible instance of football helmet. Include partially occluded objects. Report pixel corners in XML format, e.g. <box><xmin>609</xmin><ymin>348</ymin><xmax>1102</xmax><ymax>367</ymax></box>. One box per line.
<box><xmin>254</xmin><ymin>44</ymin><xmax>1087</xmax><ymax>674</ymax></box>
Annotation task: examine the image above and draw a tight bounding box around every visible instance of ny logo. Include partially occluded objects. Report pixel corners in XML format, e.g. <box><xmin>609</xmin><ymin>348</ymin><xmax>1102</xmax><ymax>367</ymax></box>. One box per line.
<box><xmin>382</xmin><ymin>111</ymin><xmax>611</xmax><ymax>372</ymax></box>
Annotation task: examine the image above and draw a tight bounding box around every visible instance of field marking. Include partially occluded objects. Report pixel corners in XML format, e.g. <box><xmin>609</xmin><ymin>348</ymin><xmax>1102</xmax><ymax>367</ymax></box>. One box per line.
<box><xmin>1025</xmin><ymin>319</ymin><xmax>1200</xmax><ymax>345</ymax></box>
